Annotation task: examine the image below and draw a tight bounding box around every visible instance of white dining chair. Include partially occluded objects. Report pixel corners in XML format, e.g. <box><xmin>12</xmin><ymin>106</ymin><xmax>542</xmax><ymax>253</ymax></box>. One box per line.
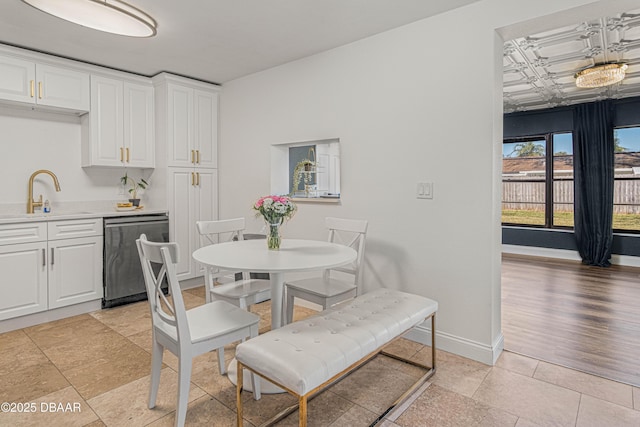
<box><xmin>136</xmin><ymin>234</ymin><xmax>261</xmax><ymax>427</ymax></box>
<box><xmin>196</xmin><ymin>218</ymin><xmax>271</xmax><ymax>310</ymax></box>
<box><xmin>283</xmin><ymin>217</ymin><xmax>368</xmax><ymax>324</ymax></box>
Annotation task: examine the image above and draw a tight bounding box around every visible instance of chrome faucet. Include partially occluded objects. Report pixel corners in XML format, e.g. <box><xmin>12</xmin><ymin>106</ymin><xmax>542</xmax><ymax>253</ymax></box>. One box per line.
<box><xmin>27</xmin><ymin>170</ymin><xmax>61</xmax><ymax>214</ymax></box>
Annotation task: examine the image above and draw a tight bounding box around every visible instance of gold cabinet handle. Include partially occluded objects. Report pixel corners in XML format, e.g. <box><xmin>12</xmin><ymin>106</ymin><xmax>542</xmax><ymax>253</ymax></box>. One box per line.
<box><xmin>191</xmin><ymin>172</ymin><xmax>195</xmax><ymax>186</ymax></box>
<box><xmin>126</xmin><ymin>147</ymin><xmax>130</xmax><ymax>163</ymax></box>
<box><xmin>38</xmin><ymin>81</ymin><xmax>42</xmax><ymax>99</ymax></box>
<box><xmin>30</xmin><ymin>80</ymin><xmax>35</xmax><ymax>98</ymax></box>
<box><xmin>196</xmin><ymin>172</ymin><xmax>200</xmax><ymax>186</ymax></box>
<box><xmin>191</xmin><ymin>150</ymin><xmax>195</xmax><ymax>164</ymax></box>
<box><xmin>196</xmin><ymin>150</ymin><xmax>200</xmax><ymax>164</ymax></box>
<box><xmin>120</xmin><ymin>147</ymin><xmax>124</xmax><ymax>162</ymax></box>
<box><xmin>50</xmin><ymin>248</ymin><xmax>54</xmax><ymax>265</ymax></box>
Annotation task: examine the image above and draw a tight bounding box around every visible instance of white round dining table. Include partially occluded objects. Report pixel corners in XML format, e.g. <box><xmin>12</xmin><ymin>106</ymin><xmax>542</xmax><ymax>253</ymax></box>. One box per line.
<box><xmin>192</xmin><ymin>238</ymin><xmax>357</xmax><ymax>330</ymax></box>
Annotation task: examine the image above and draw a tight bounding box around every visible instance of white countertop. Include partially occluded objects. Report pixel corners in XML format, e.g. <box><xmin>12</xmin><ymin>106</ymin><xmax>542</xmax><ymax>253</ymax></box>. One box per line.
<box><xmin>0</xmin><ymin>201</ymin><xmax>168</xmax><ymax>225</ymax></box>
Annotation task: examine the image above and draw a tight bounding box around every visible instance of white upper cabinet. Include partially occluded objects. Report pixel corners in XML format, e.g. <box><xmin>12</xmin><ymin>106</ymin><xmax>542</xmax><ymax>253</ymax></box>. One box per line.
<box><xmin>194</xmin><ymin>89</ymin><xmax>217</xmax><ymax>168</ymax></box>
<box><xmin>37</xmin><ymin>64</ymin><xmax>90</xmax><ymax>111</ymax></box>
<box><xmin>0</xmin><ymin>54</ymin><xmax>89</xmax><ymax>112</ymax></box>
<box><xmin>167</xmin><ymin>84</ymin><xmax>218</xmax><ymax>168</ymax></box>
<box><xmin>85</xmin><ymin>75</ymin><xmax>123</xmax><ymax>167</ymax></box>
<box><xmin>124</xmin><ymin>81</ymin><xmax>155</xmax><ymax>167</ymax></box>
<box><xmin>0</xmin><ymin>55</ymin><xmax>34</xmax><ymax>103</ymax></box>
<box><xmin>82</xmin><ymin>74</ymin><xmax>155</xmax><ymax>168</ymax></box>
<box><xmin>154</xmin><ymin>73</ymin><xmax>219</xmax><ymax>169</ymax></box>
<box><xmin>167</xmin><ymin>84</ymin><xmax>193</xmax><ymax>167</ymax></box>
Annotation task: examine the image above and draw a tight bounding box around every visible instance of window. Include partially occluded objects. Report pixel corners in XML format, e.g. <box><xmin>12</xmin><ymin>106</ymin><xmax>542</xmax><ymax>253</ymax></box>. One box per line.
<box><xmin>552</xmin><ymin>133</ymin><xmax>574</xmax><ymax>228</ymax></box>
<box><xmin>502</xmin><ymin>137</ymin><xmax>546</xmax><ymax>226</ymax></box>
<box><xmin>270</xmin><ymin>138</ymin><xmax>341</xmax><ymax>201</ymax></box>
<box><xmin>613</xmin><ymin>127</ymin><xmax>640</xmax><ymax>231</ymax></box>
<box><xmin>502</xmin><ymin>133</ymin><xmax>573</xmax><ymax>228</ymax></box>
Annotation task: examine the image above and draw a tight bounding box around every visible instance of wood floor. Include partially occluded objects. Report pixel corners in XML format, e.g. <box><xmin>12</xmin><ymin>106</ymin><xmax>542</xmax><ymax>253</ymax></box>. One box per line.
<box><xmin>502</xmin><ymin>253</ymin><xmax>640</xmax><ymax>387</ymax></box>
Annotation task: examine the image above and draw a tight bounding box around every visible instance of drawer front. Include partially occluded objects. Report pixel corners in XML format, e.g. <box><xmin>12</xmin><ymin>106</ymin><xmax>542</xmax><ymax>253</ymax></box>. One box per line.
<box><xmin>48</xmin><ymin>218</ymin><xmax>103</xmax><ymax>240</ymax></box>
<box><xmin>0</xmin><ymin>222</ymin><xmax>47</xmax><ymax>246</ymax></box>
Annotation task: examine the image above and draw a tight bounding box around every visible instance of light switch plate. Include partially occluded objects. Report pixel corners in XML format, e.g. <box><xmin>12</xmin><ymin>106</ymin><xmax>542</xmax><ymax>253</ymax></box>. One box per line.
<box><xmin>417</xmin><ymin>182</ymin><xmax>433</xmax><ymax>199</ymax></box>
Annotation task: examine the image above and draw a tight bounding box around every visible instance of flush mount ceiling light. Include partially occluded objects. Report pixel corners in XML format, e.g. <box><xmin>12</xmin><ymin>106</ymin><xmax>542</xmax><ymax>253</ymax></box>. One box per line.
<box><xmin>21</xmin><ymin>0</ymin><xmax>157</xmax><ymax>37</ymax></box>
<box><xmin>574</xmin><ymin>63</ymin><xmax>628</xmax><ymax>88</ymax></box>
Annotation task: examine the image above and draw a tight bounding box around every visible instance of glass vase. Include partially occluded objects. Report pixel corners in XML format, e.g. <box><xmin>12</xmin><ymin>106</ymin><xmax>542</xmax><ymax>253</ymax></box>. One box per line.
<box><xmin>267</xmin><ymin>222</ymin><xmax>281</xmax><ymax>250</ymax></box>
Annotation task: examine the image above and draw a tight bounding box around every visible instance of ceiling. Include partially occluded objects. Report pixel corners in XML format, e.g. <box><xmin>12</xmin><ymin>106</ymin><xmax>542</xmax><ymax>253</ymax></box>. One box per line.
<box><xmin>0</xmin><ymin>0</ymin><xmax>479</xmax><ymax>85</ymax></box>
<box><xmin>504</xmin><ymin>7</ymin><xmax>640</xmax><ymax>113</ymax></box>
<box><xmin>2</xmin><ymin>1</ymin><xmax>637</xmax><ymax>111</ymax></box>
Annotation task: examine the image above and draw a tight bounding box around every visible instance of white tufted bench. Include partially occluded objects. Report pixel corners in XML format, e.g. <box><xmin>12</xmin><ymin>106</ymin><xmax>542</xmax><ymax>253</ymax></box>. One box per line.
<box><xmin>235</xmin><ymin>288</ymin><xmax>438</xmax><ymax>427</ymax></box>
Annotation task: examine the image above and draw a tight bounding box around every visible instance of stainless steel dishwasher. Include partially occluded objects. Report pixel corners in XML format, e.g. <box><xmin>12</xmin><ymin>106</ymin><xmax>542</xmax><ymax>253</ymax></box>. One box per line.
<box><xmin>103</xmin><ymin>214</ymin><xmax>169</xmax><ymax>308</ymax></box>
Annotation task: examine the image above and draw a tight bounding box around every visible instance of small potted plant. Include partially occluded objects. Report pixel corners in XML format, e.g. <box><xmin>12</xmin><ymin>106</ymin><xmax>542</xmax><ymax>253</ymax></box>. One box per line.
<box><xmin>291</xmin><ymin>158</ymin><xmax>316</xmax><ymax>196</ymax></box>
<box><xmin>120</xmin><ymin>172</ymin><xmax>148</xmax><ymax>207</ymax></box>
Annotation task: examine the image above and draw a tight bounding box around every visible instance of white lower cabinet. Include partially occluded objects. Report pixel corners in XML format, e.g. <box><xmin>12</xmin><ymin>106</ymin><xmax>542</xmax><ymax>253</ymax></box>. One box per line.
<box><xmin>168</xmin><ymin>167</ymin><xmax>218</xmax><ymax>280</ymax></box>
<box><xmin>0</xmin><ymin>241</ymin><xmax>48</xmax><ymax>320</ymax></box>
<box><xmin>48</xmin><ymin>235</ymin><xmax>103</xmax><ymax>309</ymax></box>
<box><xmin>0</xmin><ymin>218</ymin><xmax>103</xmax><ymax>321</ymax></box>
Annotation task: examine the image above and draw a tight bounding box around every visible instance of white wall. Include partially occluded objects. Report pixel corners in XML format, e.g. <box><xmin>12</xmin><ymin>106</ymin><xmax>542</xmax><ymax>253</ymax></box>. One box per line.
<box><xmin>0</xmin><ymin>107</ymin><xmax>150</xmax><ymax>208</ymax></box>
<box><xmin>219</xmin><ymin>0</ymin><xmax>636</xmax><ymax>364</ymax></box>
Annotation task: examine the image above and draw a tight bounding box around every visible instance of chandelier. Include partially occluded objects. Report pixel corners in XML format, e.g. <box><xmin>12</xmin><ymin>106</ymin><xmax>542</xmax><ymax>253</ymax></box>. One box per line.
<box><xmin>574</xmin><ymin>63</ymin><xmax>628</xmax><ymax>88</ymax></box>
<box><xmin>21</xmin><ymin>0</ymin><xmax>157</xmax><ymax>37</ymax></box>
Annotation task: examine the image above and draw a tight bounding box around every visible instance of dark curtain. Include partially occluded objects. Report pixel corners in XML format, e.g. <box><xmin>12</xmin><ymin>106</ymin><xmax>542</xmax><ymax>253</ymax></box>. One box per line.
<box><xmin>573</xmin><ymin>100</ymin><xmax>615</xmax><ymax>267</ymax></box>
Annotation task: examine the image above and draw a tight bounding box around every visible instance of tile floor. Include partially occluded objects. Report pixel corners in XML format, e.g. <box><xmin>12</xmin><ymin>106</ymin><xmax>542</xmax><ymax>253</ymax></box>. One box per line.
<box><xmin>1</xmin><ymin>286</ymin><xmax>639</xmax><ymax>426</ymax></box>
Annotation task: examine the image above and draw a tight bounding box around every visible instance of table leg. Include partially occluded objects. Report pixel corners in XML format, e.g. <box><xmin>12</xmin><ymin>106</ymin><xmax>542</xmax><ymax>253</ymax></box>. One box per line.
<box><xmin>224</xmin><ymin>271</ymin><xmax>287</xmax><ymax>394</ymax></box>
<box><xmin>270</xmin><ymin>271</ymin><xmax>284</xmax><ymax>330</ymax></box>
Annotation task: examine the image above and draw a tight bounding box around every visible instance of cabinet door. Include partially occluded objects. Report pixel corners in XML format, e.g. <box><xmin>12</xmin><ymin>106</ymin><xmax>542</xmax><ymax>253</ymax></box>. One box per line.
<box><xmin>0</xmin><ymin>242</ymin><xmax>47</xmax><ymax>320</ymax></box>
<box><xmin>194</xmin><ymin>89</ymin><xmax>218</xmax><ymax>168</ymax></box>
<box><xmin>167</xmin><ymin>84</ymin><xmax>194</xmax><ymax>167</ymax></box>
<box><xmin>168</xmin><ymin>168</ymin><xmax>197</xmax><ymax>279</ymax></box>
<box><xmin>124</xmin><ymin>82</ymin><xmax>155</xmax><ymax>168</ymax></box>
<box><xmin>36</xmin><ymin>64</ymin><xmax>90</xmax><ymax>111</ymax></box>
<box><xmin>0</xmin><ymin>55</ymin><xmax>35</xmax><ymax>104</ymax></box>
<box><xmin>48</xmin><ymin>236</ymin><xmax>103</xmax><ymax>309</ymax></box>
<box><xmin>90</xmin><ymin>75</ymin><xmax>124</xmax><ymax>166</ymax></box>
<box><xmin>193</xmin><ymin>169</ymin><xmax>218</xmax><ymax>277</ymax></box>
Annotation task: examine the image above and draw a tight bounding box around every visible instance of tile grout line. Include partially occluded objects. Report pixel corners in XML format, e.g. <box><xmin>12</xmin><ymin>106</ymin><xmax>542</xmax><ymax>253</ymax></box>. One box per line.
<box><xmin>21</xmin><ymin>323</ymin><xmax>104</xmax><ymax>425</ymax></box>
<box><xmin>575</xmin><ymin>393</ymin><xmax>583</xmax><ymax>427</ymax></box>
<box><xmin>385</xmin><ymin>381</ymin><xmax>432</xmax><ymax>422</ymax></box>
<box><xmin>107</xmin><ymin>305</ymin><xmax>236</xmax><ymax>424</ymax></box>
<box><xmin>510</xmin><ymin>356</ymin><xmax>637</xmax><ymax>410</ymax></box>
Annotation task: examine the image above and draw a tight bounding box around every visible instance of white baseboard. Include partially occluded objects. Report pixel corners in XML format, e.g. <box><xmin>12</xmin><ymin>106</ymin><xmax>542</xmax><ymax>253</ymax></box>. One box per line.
<box><xmin>502</xmin><ymin>245</ymin><xmax>581</xmax><ymax>261</ymax></box>
<box><xmin>502</xmin><ymin>245</ymin><xmax>640</xmax><ymax>267</ymax></box>
<box><xmin>404</xmin><ymin>323</ymin><xmax>504</xmax><ymax>366</ymax></box>
<box><xmin>0</xmin><ymin>300</ymin><xmax>102</xmax><ymax>334</ymax></box>
<box><xmin>610</xmin><ymin>254</ymin><xmax>640</xmax><ymax>268</ymax></box>
<box><xmin>179</xmin><ymin>276</ymin><xmax>206</xmax><ymax>290</ymax></box>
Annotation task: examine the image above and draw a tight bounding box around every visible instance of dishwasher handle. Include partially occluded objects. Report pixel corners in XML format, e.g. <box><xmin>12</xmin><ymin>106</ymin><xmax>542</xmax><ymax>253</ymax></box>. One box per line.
<box><xmin>105</xmin><ymin>220</ymin><xmax>169</xmax><ymax>230</ymax></box>
<box><xmin>104</xmin><ymin>215</ymin><xmax>169</xmax><ymax>227</ymax></box>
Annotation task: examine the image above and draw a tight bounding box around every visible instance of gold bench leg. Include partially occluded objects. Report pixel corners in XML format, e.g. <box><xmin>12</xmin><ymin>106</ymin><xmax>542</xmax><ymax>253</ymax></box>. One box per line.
<box><xmin>431</xmin><ymin>313</ymin><xmax>436</xmax><ymax>370</ymax></box>
<box><xmin>237</xmin><ymin>361</ymin><xmax>244</xmax><ymax>427</ymax></box>
<box><xmin>299</xmin><ymin>394</ymin><xmax>307</xmax><ymax>427</ymax></box>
